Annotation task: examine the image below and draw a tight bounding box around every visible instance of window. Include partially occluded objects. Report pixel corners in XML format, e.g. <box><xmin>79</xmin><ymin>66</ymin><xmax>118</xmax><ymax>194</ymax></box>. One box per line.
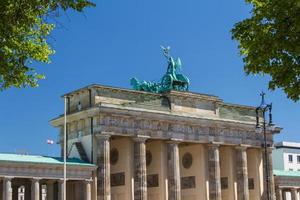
<box><xmin>289</xmin><ymin>155</ymin><xmax>293</xmax><ymax>163</ymax></box>
<box><xmin>297</xmin><ymin>155</ymin><xmax>300</xmax><ymax>163</ymax></box>
<box><xmin>289</xmin><ymin>168</ymin><xmax>293</xmax><ymax>171</ymax></box>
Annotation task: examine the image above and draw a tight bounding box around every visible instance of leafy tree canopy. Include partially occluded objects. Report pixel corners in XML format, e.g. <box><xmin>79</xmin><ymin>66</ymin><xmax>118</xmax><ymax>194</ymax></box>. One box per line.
<box><xmin>0</xmin><ymin>0</ymin><xmax>95</xmax><ymax>90</ymax></box>
<box><xmin>232</xmin><ymin>0</ymin><xmax>300</xmax><ymax>101</ymax></box>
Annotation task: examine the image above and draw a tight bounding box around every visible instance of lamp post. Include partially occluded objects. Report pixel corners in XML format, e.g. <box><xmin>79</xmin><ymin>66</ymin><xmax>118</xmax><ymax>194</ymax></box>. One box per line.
<box><xmin>63</xmin><ymin>97</ymin><xmax>68</xmax><ymax>200</ymax></box>
<box><xmin>255</xmin><ymin>91</ymin><xmax>273</xmax><ymax>200</ymax></box>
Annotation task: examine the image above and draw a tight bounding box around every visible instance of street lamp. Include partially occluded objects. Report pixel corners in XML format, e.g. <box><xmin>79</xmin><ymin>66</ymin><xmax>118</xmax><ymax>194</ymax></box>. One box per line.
<box><xmin>255</xmin><ymin>91</ymin><xmax>274</xmax><ymax>200</ymax></box>
<box><xmin>63</xmin><ymin>97</ymin><xmax>68</xmax><ymax>200</ymax></box>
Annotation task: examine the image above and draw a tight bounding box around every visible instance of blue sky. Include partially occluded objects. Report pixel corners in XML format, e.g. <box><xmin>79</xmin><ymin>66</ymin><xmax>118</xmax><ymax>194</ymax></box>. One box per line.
<box><xmin>0</xmin><ymin>0</ymin><xmax>299</xmax><ymax>156</ymax></box>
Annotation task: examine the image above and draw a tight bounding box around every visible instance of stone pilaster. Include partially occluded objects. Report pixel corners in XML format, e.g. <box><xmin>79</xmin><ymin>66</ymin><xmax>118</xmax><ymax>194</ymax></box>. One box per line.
<box><xmin>133</xmin><ymin>136</ymin><xmax>148</xmax><ymax>200</ymax></box>
<box><xmin>262</xmin><ymin>148</ymin><xmax>276</xmax><ymax>200</ymax></box>
<box><xmin>31</xmin><ymin>178</ymin><xmax>40</xmax><ymax>200</ymax></box>
<box><xmin>236</xmin><ymin>146</ymin><xmax>249</xmax><ymax>200</ymax></box>
<box><xmin>3</xmin><ymin>177</ymin><xmax>12</xmax><ymax>200</ymax></box>
<box><xmin>96</xmin><ymin>134</ymin><xmax>111</xmax><ymax>200</ymax></box>
<box><xmin>167</xmin><ymin>140</ymin><xmax>181</xmax><ymax>200</ymax></box>
<box><xmin>291</xmin><ymin>188</ymin><xmax>299</xmax><ymax>200</ymax></box>
<box><xmin>208</xmin><ymin>144</ymin><xmax>221</xmax><ymax>200</ymax></box>
<box><xmin>276</xmin><ymin>188</ymin><xmax>283</xmax><ymax>200</ymax></box>
<box><xmin>84</xmin><ymin>180</ymin><xmax>92</xmax><ymax>200</ymax></box>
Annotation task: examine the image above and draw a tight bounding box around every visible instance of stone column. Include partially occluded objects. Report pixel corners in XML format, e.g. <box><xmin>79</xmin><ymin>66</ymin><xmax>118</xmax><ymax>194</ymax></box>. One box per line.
<box><xmin>84</xmin><ymin>180</ymin><xmax>92</xmax><ymax>200</ymax></box>
<box><xmin>133</xmin><ymin>136</ymin><xmax>148</xmax><ymax>200</ymax></box>
<box><xmin>46</xmin><ymin>180</ymin><xmax>55</xmax><ymax>200</ymax></box>
<box><xmin>282</xmin><ymin>190</ymin><xmax>286</xmax><ymax>200</ymax></box>
<box><xmin>236</xmin><ymin>146</ymin><xmax>249</xmax><ymax>200</ymax></box>
<box><xmin>268</xmin><ymin>149</ymin><xmax>276</xmax><ymax>200</ymax></box>
<box><xmin>96</xmin><ymin>134</ymin><xmax>111</xmax><ymax>200</ymax></box>
<box><xmin>166</xmin><ymin>140</ymin><xmax>181</xmax><ymax>200</ymax></box>
<box><xmin>291</xmin><ymin>188</ymin><xmax>299</xmax><ymax>200</ymax></box>
<box><xmin>58</xmin><ymin>180</ymin><xmax>65</xmax><ymax>200</ymax></box>
<box><xmin>31</xmin><ymin>178</ymin><xmax>40</xmax><ymax>200</ymax></box>
<box><xmin>3</xmin><ymin>177</ymin><xmax>12</xmax><ymax>200</ymax></box>
<box><xmin>263</xmin><ymin>148</ymin><xmax>276</xmax><ymax>200</ymax></box>
<box><xmin>276</xmin><ymin>188</ymin><xmax>283</xmax><ymax>200</ymax></box>
<box><xmin>91</xmin><ymin>171</ymin><xmax>98</xmax><ymax>200</ymax></box>
<box><xmin>208</xmin><ymin>144</ymin><xmax>221</xmax><ymax>200</ymax></box>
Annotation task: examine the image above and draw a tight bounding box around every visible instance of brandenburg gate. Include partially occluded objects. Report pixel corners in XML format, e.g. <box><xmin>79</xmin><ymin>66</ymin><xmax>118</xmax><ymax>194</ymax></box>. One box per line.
<box><xmin>50</xmin><ymin>47</ymin><xmax>281</xmax><ymax>200</ymax></box>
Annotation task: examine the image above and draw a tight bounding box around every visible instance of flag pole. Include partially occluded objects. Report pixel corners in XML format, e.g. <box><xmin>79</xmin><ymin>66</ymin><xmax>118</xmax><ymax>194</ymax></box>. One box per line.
<box><xmin>64</xmin><ymin>97</ymin><xmax>67</xmax><ymax>200</ymax></box>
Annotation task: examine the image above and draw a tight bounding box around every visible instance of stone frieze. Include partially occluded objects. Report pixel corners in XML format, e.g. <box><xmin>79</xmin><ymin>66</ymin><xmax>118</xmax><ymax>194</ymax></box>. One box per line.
<box><xmin>95</xmin><ymin>113</ymin><xmax>272</xmax><ymax>147</ymax></box>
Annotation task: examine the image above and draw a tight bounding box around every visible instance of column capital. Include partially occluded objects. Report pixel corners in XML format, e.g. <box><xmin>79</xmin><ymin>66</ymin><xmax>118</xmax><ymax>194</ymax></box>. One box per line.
<box><xmin>133</xmin><ymin>135</ymin><xmax>150</xmax><ymax>142</ymax></box>
<box><xmin>235</xmin><ymin>145</ymin><xmax>249</xmax><ymax>151</ymax></box>
<box><xmin>57</xmin><ymin>179</ymin><xmax>67</xmax><ymax>184</ymax></box>
<box><xmin>3</xmin><ymin>176</ymin><xmax>13</xmax><ymax>180</ymax></box>
<box><xmin>84</xmin><ymin>179</ymin><xmax>93</xmax><ymax>183</ymax></box>
<box><xmin>166</xmin><ymin>138</ymin><xmax>182</xmax><ymax>144</ymax></box>
<box><xmin>95</xmin><ymin>134</ymin><xmax>111</xmax><ymax>140</ymax></box>
<box><xmin>207</xmin><ymin>143</ymin><xmax>221</xmax><ymax>148</ymax></box>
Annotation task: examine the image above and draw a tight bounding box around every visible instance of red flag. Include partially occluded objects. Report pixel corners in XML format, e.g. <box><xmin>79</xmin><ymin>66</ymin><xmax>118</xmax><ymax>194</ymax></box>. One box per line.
<box><xmin>47</xmin><ymin>139</ymin><xmax>54</xmax><ymax>145</ymax></box>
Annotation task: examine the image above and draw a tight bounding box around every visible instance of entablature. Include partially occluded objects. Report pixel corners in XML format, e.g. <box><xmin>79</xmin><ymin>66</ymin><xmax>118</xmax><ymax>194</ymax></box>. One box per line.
<box><xmin>51</xmin><ymin>103</ymin><xmax>279</xmax><ymax>148</ymax></box>
<box><xmin>0</xmin><ymin>162</ymin><xmax>95</xmax><ymax>180</ymax></box>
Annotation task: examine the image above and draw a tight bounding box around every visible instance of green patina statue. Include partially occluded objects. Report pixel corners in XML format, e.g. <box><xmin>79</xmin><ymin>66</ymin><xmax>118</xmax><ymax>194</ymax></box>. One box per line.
<box><xmin>130</xmin><ymin>46</ymin><xmax>190</xmax><ymax>93</ymax></box>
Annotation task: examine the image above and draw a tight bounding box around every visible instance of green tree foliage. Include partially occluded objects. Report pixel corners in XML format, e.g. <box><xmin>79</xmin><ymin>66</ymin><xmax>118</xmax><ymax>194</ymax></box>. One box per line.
<box><xmin>0</xmin><ymin>0</ymin><xmax>95</xmax><ymax>90</ymax></box>
<box><xmin>232</xmin><ymin>0</ymin><xmax>300</xmax><ymax>101</ymax></box>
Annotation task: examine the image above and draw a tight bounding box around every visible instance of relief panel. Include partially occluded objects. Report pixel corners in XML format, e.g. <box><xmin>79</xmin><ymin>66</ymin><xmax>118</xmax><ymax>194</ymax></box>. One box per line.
<box><xmin>181</xmin><ymin>176</ymin><xmax>196</xmax><ymax>189</ymax></box>
<box><xmin>111</xmin><ymin>172</ymin><xmax>125</xmax><ymax>187</ymax></box>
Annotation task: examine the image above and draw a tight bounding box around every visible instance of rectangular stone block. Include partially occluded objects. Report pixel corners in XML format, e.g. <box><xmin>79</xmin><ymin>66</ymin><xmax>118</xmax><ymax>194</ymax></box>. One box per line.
<box><xmin>181</xmin><ymin>176</ymin><xmax>196</xmax><ymax>190</ymax></box>
<box><xmin>111</xmin><ymin>172</ymin><xmax>125</xmax><ymax>187</ymax></box>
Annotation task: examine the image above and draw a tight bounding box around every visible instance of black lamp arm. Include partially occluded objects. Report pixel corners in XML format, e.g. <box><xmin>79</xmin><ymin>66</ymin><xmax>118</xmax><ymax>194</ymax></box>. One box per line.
<box><xmin>255</xmin><ymin>107</ymin><xmax>260</xmax><ymax>127</ymax></box>
<box><xmin>268</xmin><ymin>103</ymin><xmax>273</xmax><ymax>125</ymax></box>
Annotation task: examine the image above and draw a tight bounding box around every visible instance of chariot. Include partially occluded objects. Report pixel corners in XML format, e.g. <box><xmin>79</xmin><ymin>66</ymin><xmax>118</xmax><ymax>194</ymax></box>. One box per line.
<box><xmin>130</xmin><ymin>46</ymin><xmax>190</xmax><ymax>93</ymax></box>
<box><xmin>160</xmin><ymin>54</ymin><xmax>189</xmax><ymax>92</ymax></box>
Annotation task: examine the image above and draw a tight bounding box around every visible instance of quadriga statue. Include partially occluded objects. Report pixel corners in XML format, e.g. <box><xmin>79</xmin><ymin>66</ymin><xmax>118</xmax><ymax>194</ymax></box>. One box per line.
<box><xmin>130</xmin><ymin>46</ymin><xmax>190</xmax><ymax>93</ymax></box>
